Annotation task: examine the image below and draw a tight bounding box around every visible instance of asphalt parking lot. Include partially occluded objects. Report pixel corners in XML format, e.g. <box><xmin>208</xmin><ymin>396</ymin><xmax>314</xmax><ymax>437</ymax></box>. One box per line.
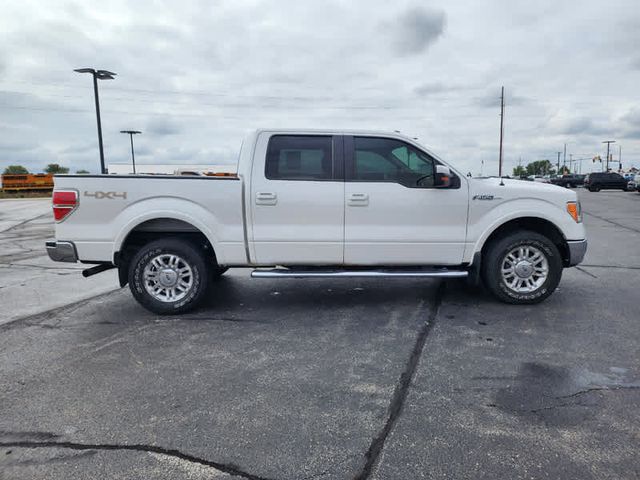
<box><xmin>0</xmin><ymin>190</ymin><xmax>639</xmax><ymax>480</ymax></box>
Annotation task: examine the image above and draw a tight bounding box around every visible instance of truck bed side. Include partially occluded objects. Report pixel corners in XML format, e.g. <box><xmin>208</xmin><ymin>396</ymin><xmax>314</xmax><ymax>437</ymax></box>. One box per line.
<box><xmin>53</xmin><ymin>175</ymin><xmax>246</xmax><ymax>266</ymax></box>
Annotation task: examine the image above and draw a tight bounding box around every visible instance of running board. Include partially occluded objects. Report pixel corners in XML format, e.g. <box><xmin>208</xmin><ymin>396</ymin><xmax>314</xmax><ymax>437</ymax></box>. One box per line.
<box><xmin>251</xmin><ymin>268</ymin><xmax>468</xmax><ymax>279</ymax></box>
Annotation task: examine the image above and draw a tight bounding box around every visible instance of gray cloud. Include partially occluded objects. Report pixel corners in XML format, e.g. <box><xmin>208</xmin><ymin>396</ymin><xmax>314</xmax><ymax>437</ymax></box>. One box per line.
<box><xmin>413</xmin><ymin>82</ymin><xmax>456</xmax><ymax>97</ymax></box>
<box><xmin>551</xmin><ymin>117</ymin><xmax>609</xmax><ymax>136</ymax></box>
<box><xmin>390</xmin><ymin>7</ymin><xmax>446</xmax><ymax>55</ymax></box>
<box><xmin>619</xmin><ymin>107</ymin><xmax>640</xmax><ymax>139</ymax></box>
<box><xmin>145</xmin><ymin>118</ymin><xmax>182</xmax><ymax>136</ymax></box>
<box><xmin>474</xmin><ymin>90</ymin><xmax>532</xmax><ymax>108</ymax></box>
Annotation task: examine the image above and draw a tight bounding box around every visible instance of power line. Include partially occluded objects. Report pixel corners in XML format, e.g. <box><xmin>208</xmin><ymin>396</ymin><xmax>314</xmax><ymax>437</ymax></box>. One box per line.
<box><xmin>0</xmin><ymin>103</ymin><xmax>552</xmax><ymax>118</ymax></box>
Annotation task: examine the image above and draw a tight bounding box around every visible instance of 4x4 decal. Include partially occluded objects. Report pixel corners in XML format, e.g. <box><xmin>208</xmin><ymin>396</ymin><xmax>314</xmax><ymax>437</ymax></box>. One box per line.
<box><xmin>84</xmin><ymin>191</ymin><xmax>127</xmax><ymax>200</ymax></box>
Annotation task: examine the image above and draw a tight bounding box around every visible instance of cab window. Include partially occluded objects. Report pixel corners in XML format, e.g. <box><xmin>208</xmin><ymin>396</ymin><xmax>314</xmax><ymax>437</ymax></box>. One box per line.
<box><xmin>351</xmin><ymin>137</ymin><xmax>436</xmax><ymax>187</ymax></box>
<box><xmin>265</xmin><ymin>135</ymin><xmax>333</xmax><ymax>181</ymax></box>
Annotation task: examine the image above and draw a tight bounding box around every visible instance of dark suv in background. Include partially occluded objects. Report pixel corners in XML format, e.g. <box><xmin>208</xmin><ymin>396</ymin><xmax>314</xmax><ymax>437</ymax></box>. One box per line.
<box><xmin>584</xmin><ymin>172</ymin><xmax>629</xmax><ymax>192</ymax></box>
<box><xmin>550</xmin><ymin>174</ymin><xmax>586</xmax><ymax>188</ymax></box>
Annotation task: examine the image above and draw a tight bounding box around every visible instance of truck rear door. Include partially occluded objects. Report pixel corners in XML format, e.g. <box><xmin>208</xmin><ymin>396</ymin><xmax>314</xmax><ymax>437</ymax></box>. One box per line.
<box><xmin>249</xmin><ymin>133</ymin><xmax>345</xmax><ymax>265</ymax></box>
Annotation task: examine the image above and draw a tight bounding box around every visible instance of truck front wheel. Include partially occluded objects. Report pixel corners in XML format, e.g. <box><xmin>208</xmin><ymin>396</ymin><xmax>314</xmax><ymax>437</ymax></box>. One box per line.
<box><xmin>482</xmin><ymin>231</ymin><xmax>562</xmax><ymax>304</ymax></box>
<box><xmin>128</xmin><ymin>238</ymin><xmax>209</xmax><ymax>315</ymax></box>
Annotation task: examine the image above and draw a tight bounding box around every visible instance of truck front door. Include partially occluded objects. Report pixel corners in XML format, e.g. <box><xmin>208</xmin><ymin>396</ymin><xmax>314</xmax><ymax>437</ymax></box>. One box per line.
<box><xmin>249</xmin><ymin>133</ymin><xmax>345</xmax><ymax>265</ymax></box>
<box><xmin>343</xmin><ymin>135</ymin><xmax>469</xmax><ymax>265</ymax></box>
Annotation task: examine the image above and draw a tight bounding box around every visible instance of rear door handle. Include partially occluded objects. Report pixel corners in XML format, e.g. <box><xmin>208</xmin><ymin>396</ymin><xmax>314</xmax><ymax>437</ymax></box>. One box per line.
<box><xmin>256</xmin><ymin>192</ymin><xmax>277</xmax><ymax>205</ymax></box>
<box><xmin>348</xmin><ymin>193</ymin><xmax>369</xmax><ymax>206</ymax></box>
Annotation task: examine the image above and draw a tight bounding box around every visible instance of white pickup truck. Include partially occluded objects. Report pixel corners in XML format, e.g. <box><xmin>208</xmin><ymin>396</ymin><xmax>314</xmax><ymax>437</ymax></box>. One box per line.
<box><xmin>47</xmin><ymin>129</ymin><xmax>587</xmax><ymax>314</ymax></box>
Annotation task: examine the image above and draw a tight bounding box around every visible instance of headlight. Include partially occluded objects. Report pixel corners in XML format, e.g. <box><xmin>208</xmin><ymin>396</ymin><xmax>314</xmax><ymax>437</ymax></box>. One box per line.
<box><xmin>566</xmin><ymin>201</ymin><xmax>582</xmax><ymax>223</ymax></box>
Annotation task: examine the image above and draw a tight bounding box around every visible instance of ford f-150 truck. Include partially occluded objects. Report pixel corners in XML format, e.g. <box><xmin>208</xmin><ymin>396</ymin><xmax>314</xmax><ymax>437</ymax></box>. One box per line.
<box><xmin>46</xmin><ymin>129</ymin><xmax>587</xmax><ymax>314</ymax></box>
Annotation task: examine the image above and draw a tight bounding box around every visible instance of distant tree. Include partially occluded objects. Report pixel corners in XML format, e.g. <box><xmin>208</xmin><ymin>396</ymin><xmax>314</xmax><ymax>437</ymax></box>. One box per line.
<box><xmin>525</xmin><ymin>160</ymin><xmax>555</xmax><ymax>176</ymax></box>
<box><xmin>44</xmin><ymin>163</ymin><xmax>69</xmax><ymax>174</ymax></box>
<box><xmin>3</xmin><ymin>165</ymin><xmax>29</xmax><ymax>175</ymax></box>
<box><xmin>76</xmin><ymin>169</ymin><xmax>90</xmax><ymax>174</ymax></box>
<box><xmin>512</xmin><ymin>165</ymin><xmax>527</xmax><ymax>177</ymax></box>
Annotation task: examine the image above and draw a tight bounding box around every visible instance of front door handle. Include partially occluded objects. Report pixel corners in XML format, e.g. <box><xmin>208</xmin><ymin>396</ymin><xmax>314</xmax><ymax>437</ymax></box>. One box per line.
<box><xmin>256</xmin><ymin>192</ymin><xmax>277</xmax><ymax>205</ymax></box>
<box><xmin>348</xmin><ymin>193</ymin><xmax>369</xmax><ymax>206</ymax></box>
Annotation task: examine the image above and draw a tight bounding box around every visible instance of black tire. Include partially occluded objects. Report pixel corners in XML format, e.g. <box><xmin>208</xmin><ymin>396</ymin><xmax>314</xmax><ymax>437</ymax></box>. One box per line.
<box><xmin>128</xmin><ymin>238</ymin><xmax>209</xmax><ymax>315</ymax></box>
<box><xmin>482</xmin><ymin>231</ymin><xmax>562</xmax><ymax>304</ymax></box>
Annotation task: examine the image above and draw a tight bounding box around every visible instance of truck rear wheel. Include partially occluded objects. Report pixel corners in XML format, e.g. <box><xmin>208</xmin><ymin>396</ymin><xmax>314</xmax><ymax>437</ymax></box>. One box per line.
<box><xmin>128</xmin><ymin>238</ymin><xmax>209</xmax><ymax>315</ymax></box>
<box><xmin>482</xmin><ymin>231</ymin><xmax>562</xmax><ymax>304</ymax></box>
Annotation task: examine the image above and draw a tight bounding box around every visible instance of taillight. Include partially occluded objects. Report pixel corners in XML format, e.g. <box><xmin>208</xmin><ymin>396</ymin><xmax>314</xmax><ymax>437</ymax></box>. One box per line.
<box><xmin>52</xmin><ymin>190</ymin><xmax>78</xmax><ymax>222</ymax></box>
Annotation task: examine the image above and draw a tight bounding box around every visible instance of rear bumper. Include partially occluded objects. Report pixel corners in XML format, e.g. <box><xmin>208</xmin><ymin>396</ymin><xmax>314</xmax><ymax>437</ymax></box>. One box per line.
<box><xmin>567</xmin><ymin>239</ymin><xmax>587</xmax><ymax>266</ymax></box>
<box><xmin>46</xmin><ymin>241</ymin><xmax>78</xmax><ymax>263</ymax></box>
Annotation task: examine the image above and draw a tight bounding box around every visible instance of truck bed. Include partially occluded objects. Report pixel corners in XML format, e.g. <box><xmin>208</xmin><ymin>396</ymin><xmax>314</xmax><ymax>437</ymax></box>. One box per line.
<box><xmin>53</xmin><ymin>174</ymin><xmax>247</xmax><ymax>265</ymax></box>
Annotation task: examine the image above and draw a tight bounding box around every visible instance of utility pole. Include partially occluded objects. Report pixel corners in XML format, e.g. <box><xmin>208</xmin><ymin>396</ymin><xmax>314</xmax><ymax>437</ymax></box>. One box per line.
<box><xmin>557</xmin><ymin>152</ymin><xmax>561</xmax><ymax>172</ymax></box>
<box><xmin>619</xmin><ymin>145</ymin><xmax>622</xmax><ymax>170</ymax></box>
<box><xmin>563</xmin><ymin>143</ymin><xmax>567</xmax><ymax>169</ymax></box>
<box><xmin>569</xmin><ymin>154</ymin><xmax>573</xmax><ymax>173</ymax></box>
<box><xmin>602</xmin><ymin>140</ymin><xmax>615</xmax><ymax>172</ymax></box>
<box><xmin>120</xmin><ymin>130</ymin><xmax>142</xmax><ymax>174</ymax></box>
<box><xmin>498</xmin><ymin>86</ymin><xmax>505</xmax><ymax>178</ymax></box>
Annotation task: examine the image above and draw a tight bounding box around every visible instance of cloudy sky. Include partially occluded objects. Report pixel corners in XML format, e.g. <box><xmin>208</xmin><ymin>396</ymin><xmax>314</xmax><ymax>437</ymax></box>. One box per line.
<box><xmin>1</xmin><ymin>0</ymin><xmax>639</xmax><ymax>175</ymax></box>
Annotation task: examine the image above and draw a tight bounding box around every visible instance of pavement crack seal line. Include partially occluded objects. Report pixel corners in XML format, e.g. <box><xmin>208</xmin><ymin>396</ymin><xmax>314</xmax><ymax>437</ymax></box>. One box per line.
<box><xmin>0</xmin><ymin>440</ymin><xmax>275</xmax><ymax>480</ymax></box>
<box><xmin>353</xmin><ymin>280</ymin><xmax>445</xmax><ymax>480</ymax></box>
<box><xmin>0</xmin><ymin>288</ymin><xmax>121</xmax><ymax>330</ymax></box>
<box><xmin>555</xmin><ymin>385</ymin><xmax>640</xmax><ymax>399</ymax></box>
<box><xmin>583</xmin><ymin>210</ymin><xmax>640</xmax><ymax>234</ymax></box>
<box><xmin>575</xmin><ymin>266</ymin><xmax>598</xmax><ymax>279</ymax></box>
<box><xmin>0</xmin><ymin>213</ymin><xmax>52</xmax><ymax>234</ymax></box>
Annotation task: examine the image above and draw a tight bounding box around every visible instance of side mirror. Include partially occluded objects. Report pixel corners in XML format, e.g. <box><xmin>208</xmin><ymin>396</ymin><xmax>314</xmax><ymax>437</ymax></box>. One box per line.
<box><xmin>435</xmin><ymin>165</ymin><xmax>452</xmax><ymax>188</ymax></box>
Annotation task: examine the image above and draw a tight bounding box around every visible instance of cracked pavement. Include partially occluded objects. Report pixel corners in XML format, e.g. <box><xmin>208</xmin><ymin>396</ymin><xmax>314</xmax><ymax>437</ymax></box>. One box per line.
<box><xmin>0</xmin><ymin>199</ymin><xmax>117</xmax><ymax>325</ymax></box>
<box><xmin>0</xmin><ymin>190</ymin><xmax>639</xmax><ymax>479</ymax></box>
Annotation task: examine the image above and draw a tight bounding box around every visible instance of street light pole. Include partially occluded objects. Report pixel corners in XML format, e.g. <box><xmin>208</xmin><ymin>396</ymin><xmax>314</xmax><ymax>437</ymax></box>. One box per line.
<box><xmin>74</xmin><ymin>68</ymin><xmax>116</xmax><ymax>174</ymax></box>
<box><xmin>120</xmin><ymin>130</ymin><xmax>142</xmax><ymax>174</ymax></box>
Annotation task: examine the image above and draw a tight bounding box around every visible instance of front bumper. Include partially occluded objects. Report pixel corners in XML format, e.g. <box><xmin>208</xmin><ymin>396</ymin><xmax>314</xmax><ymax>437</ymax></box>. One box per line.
<box><xmin>46</xmin><ymin>241</ymin><xmax>78</xmax><ymax>263</ymax></box>
<box><xmin>567</xmin><ymin>239</ymin><xmax>587</xmax><ymax>266</ymax></box>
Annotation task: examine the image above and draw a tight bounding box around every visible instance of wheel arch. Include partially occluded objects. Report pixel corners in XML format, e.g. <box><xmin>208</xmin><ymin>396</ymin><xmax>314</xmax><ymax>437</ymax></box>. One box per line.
<box><xmin>115</xmin><ymin>217</ymin><xmax>218</xmax><ymax>287</ymax></box>
<box><xmin>478</xmin><ymin>216</ymin><xmax>570</xmax><ymax>267</ymax></box>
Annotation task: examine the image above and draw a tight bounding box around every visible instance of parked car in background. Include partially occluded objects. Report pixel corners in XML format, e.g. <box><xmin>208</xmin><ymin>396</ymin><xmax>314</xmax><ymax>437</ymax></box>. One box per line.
<box><xmin>583</xmin><ymin>172</ymin><xmax>629</xmax><ymax>192</ymax></box>
<box><xmin>528</xmin><ymin>175</ymin><xmax>551</xmax><ymax>183</ymax></box>
<box><xmin>550</xmin><ymin>174</ymin><xmax>586</xmax><ymax>188</ymax></box>
<box><xmin>635</xmin><ymin>174</ymin><xmax>640</xmax><ymax>192</ymax></box>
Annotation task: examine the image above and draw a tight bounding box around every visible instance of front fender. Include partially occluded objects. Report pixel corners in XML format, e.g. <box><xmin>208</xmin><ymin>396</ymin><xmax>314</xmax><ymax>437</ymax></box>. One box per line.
<box><xmin>466</xmin><ymin>198</ymin><xmax>584</xmax><ymax>261</ymax></box>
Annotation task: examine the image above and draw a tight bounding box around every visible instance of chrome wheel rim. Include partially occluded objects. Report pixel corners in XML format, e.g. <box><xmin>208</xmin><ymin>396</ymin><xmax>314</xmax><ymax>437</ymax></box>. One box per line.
<box><xmin>501</xmin><ymin>245</ymin><xmax>548</xmax><ymax>293</ymax></box>
<box><xmin>143</xmin><ymin>254</ymin><xmax>194</xmax><ymax>302</ymax></box>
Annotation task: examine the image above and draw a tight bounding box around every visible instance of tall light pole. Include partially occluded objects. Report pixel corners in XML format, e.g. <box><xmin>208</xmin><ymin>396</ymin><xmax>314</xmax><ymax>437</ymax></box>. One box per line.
<box><xmin>602</xmin><ymin>140</ymin><xmax>615</xmax><ymax>172</ymax></box>
<box><xmin>74</xmin><ymin>68</ymin><xmax>116</xmax><ymax>174</ymax></box>
<box><xmin>498</xmin><ymin>86</ymin><xmax>505</xmax><ymax>177</ymax></box>
<box><xmin>120</xmin><ymin>130</ymin><xmax>142</xmax><ymax>174</ymax></box>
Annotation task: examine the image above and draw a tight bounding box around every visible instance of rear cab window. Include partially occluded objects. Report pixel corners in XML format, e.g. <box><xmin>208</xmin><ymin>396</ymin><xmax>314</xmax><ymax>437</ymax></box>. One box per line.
<box><xmin>265</xmin><ymin>135</ymin><xmax>334</xmax><ymax>181</ymax></box>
